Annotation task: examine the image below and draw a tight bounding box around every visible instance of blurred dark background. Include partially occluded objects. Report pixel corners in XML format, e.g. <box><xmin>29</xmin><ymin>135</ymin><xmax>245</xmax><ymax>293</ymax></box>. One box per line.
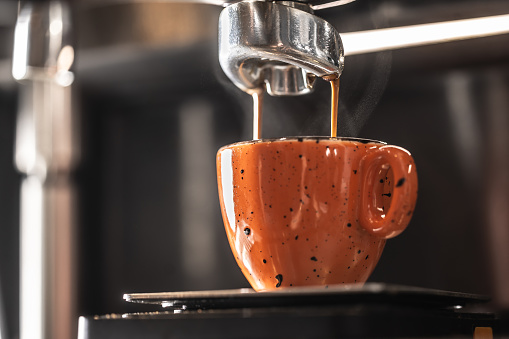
<box><xmin>0</xmin><ymin>0</ymin><xmax>509</xmax><ymax>338</ymax></box>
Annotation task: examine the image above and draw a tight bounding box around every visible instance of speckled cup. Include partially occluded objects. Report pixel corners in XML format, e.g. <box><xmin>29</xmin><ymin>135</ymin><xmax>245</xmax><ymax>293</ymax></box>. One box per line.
<box><xmin>217</xmin><ymin>137</ymin><xmax>418</xmax><ymax>291</ymax></box>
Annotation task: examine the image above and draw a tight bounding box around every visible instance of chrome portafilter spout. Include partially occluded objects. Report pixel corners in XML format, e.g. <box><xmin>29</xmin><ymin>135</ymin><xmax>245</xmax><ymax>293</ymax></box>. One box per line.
<box><xmin>218</xmin><ymin>0</ymin><xmax>345</xmax><ymax>96</ymax></box>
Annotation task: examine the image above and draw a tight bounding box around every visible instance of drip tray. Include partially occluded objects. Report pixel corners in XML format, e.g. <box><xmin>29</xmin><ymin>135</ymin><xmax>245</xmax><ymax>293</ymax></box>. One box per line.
<box><xmin>123</xmin><ymin>283</ymin><xmax>489</xmax><ymax>312</ymax></box>
<box><xmin>79</xmin><ymin>284</ymin><xmax>498</xmax><ymax>339</ymax></box>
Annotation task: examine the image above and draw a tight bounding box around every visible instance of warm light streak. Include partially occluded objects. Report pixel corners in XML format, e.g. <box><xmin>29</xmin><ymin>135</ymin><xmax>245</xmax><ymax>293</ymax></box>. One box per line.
<box><xmin>342</xmin><ymin>14</ymin><xmax>509</xmax><ymax>56</ymax></box>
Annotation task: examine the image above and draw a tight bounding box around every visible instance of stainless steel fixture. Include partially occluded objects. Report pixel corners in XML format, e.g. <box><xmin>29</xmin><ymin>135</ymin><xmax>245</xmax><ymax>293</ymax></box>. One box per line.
<box><xmin>218</xmin><ymin>1</ymin><xmax>344</xmax><ymax>96</ymax></box>
<box><xmin>13</xmin><ymin>2</ymin><xmax>78</xmax><ymax>339</ymax></box>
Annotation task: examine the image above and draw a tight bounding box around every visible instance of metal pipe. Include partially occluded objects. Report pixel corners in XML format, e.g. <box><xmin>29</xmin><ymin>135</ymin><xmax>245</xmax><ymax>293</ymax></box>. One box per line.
<box><xmin>13</xmin><ymin>2</ymin><xmax>79</xmax><ymax>339</ymax></box>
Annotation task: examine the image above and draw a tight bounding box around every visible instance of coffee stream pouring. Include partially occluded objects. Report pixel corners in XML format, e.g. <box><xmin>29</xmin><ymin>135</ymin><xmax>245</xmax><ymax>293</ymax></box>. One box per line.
<box><xmin>218</xmin><ymin>0</ymin><xmax>346</xmax><ymax>139</ymax></box>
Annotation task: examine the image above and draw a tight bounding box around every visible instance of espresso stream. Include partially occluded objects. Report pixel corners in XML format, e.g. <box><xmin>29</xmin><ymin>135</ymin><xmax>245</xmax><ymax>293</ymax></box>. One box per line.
<box><xmin>329</xmin><ymin>77</ymin><xmax>340</xmax><ymax>138</ymax></box>
<box><xmin>252</xmin><ymin>91</ymin><xmax>263</xmax><ymax>140</ymax></box>
<box><xmin>251</xmin><ymin>77</ymin><xmax>340</xmax><ymax>139</ymax></box>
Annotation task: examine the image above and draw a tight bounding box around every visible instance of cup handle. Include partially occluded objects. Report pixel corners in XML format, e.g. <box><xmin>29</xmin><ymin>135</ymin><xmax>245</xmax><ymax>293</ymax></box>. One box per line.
<box><xmin>359</xmin><ymin>145</ymin><xmax>418</xmax><ymax>239</ymax></box>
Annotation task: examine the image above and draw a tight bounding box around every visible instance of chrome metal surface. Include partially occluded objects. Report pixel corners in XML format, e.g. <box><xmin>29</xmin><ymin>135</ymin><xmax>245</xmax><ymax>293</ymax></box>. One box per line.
<box><xmin>13</xmin><ymin>2</ymin><xmax>78</xmax><ymax>339</ymax></box>
<box><xmin>12</xmin><ymin>2</ymin><xmax>74</xmax><ymax>85</ymax></box>
<box><xmin>14</xmin><ymin>1</ymin><xmax>77</xmax><ymax>177</ymax></box>
<box><xmin>218</xmin><ymin>1</ymin><xmax>344</xmax><ymax>95</ymax></box>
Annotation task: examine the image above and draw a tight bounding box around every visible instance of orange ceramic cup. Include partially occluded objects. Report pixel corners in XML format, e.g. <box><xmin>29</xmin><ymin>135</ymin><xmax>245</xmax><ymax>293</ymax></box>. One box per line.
<box><xmin>217</xmin><ymin>137</ymin><xmax>417</xmax><ymax>291</ymax></box>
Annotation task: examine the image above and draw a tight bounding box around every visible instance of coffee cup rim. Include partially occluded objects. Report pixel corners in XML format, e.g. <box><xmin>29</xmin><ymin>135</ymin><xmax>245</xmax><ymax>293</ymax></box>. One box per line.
<box><xmin>222</xmin><ymin>137</ymin><xmax>387</xmax><ymax>147</ymax></box>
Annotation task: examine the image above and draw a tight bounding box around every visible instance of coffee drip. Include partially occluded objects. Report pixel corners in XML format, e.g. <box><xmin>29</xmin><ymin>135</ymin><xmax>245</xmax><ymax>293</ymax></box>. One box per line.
<box><xmin>251</xmin><ymin>90</ymin><xmax>264</xmax><ymax>140</ymax></box>
<box><xmin>251</xmin><ymin>76</ymin><xmax>340</xmax><ymax>140</ymax></box>
<box><xmin>327</xmin><ymin>76</ymin><xmax>340</xmax><ymax>138</ymax></box>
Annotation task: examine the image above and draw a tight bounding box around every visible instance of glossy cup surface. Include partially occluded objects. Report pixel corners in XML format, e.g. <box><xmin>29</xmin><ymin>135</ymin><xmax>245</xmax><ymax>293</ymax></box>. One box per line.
<box><xmin>217</xmin><ymin>137</ymin><xmax>417</xmax><ymax>291</ymax></box>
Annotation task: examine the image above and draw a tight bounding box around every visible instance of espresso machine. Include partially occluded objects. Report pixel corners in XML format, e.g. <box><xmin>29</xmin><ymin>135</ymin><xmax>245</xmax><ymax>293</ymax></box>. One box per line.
<box><xmin>0</xmin><ymin>0</ymin><xmax>509</xmax><ymax>338</ymax></box>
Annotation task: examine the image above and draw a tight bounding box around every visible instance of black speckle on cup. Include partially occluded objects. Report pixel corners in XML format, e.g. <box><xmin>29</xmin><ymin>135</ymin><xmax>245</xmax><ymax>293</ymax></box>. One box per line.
<box><xmin>396</xmin><ymin>177</ymin><xmax>406</xmax><ymax>187</ymax></box>
<box><xmin>275</xmin><ymin>274</ymin><xmax>283</xmax><ymax>288</ymax></box>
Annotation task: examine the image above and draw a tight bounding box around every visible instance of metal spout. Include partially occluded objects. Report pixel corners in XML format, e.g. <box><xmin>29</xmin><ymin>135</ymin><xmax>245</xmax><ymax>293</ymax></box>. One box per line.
<box><xmin>218</xmin><ymin>1</ymin><xmax>344</xmax><ymax>96</ymax></box>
